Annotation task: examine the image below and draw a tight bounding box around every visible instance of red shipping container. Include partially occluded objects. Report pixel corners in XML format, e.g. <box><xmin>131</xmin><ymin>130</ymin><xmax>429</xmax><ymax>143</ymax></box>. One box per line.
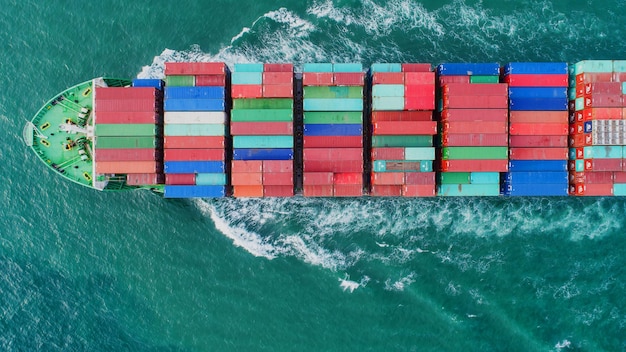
<box><xmin>443</xmin><ymin>83</ymin><xmax>508</xmax><ymax>96</ymax></box>
<box><xmin>584</xmin><ymin>171</ymin><xmax>614</xmax><ymax>184</ymax></box>
<box><xmin>614</xmin><ymin>172</ymin><xmax>626</xmax><ymax>183</ymax></box>
<box><xmin>303</xmin><ymin>172</ymin><xmax>334</xmax><ymax>185</ymax></box>
<box><xmin>438</xmin><ymin>76</ymin><xmax>471</xmax><ymax>85</ymax></box>
<box><xmin>441</xmin><ymin>159</ymin><xmax>508</xmax><ymax>172</ymax></box>
<box><xmin>373</xmin><ymin>72</ymin><xmax>404</xmax><ymax>85</ymax></box>
<box><xmin>303</xmin><ymin>72</ymin><xmax>334</xmax><ymax>86</ymax></box>
<box><xmin>404</xmin><ymin>96</ymin><xmax>436</xmax><ymax>111</ymax></box>
<box><xmin>164</xmin><ymin>148</ymin><xmax>224</xmax><ymax>161</ymax></box>
<box><xmin>126</xmin><ymin>173</ymin><xmax>163</xmax><ymax>186</ymax></box>
<box><xmin>95</xmin><ymin>148</ymin><xmax>156</xmax><ymax>162</ymax></box>
<box><xmin>95</xmin><ymin>161</ymin><xmax>157</xmax><ymax>174</ymax></box>
<box><xmin>263</xmin><ymin>185</ymin><xmax>294</xmax><ymax>197</ymax></box>
<box><xmin>371</xmin><ymin>172</ymin><xmax>405</xmax><ymax>185</ymax></box>
<box><xmin>303</xmin><ymin>148</ymin><xmax>362</xmax><ymax>161</ymax></box>
<box><xmin>333</xmin><ymin>184</ymin><xmax>363</xmax><ymax>197</ymax></box>
<box><xmin>373</xmin><ymin>121</ymin><xmax>437</xmax><ymax>135</ymax></box>
<box><xmin>333</xmin><ymin>172</ymin><xmax>362</xmax><ymax>184</ymax></box>
<box><xmin>567</xmin><ymin>134</ymin><xmax>587</xmax><ymax>148</ymax></box>
<box><xmin>96</xmin><ymin>111</ymin><xmax>158</xmax><ymax>124</ymax></box>
<box><xmin>509</xmin><ymin>123</ymin><xmax>568</xmax><ymax>136</ymax></box>
<box><xmin>509</xmin><ymin>135</ymin><xmax>568</xmax><ymax>148</ymax></box>
<box><xmin>303</xmin><ymin>136</ymin><xmax>362</xmax><ymax>148</ymax></box>
<box><xmin>96</xmin><ymin>87</ymin><xmax>157</xmax><ymax>100</ymax></box>
<box><xmin>231</xmin><ymin>172</ymin><xmax>263</xmax><ymax>186</ymax></box>
<box><xmin>584</xmin><ymin>94</ymin><xmax>622</xmax><ymax>108</ymax></box>
<box><xmin>232</xmin><ymin>85</ymin><xmax>263</xmax><ymax>98</ymax></box>
<box><xmin>232</xmin><ymin>160</ymin><xmax>263</xmax><ymax>173</ymax></box>
<box><xmin>195</xmin><ymin>75</ymin><xmax>226</xmax><ymax>86</ymax></box>
<box><xmin>95</xmin><ymin>99</ymin><xmax>157</xmax><ymax>112</ymax></box>
<box><xmin>443</xmin><ymin>95</ymin><xmax>508</xmax><ymax>109</ymax></box>
<box><xmin>509</xmin><ymin>111</ymin><xmax>568</xmax><ymax>124</ymax></box>
<box><xmin>440</xmin><ymin>109</ymin><xmax>508</xmax><ymax>122</ymax></box>
<box><xmin>233</xmin><ymin>185</ymin><xmax>264</xmax><ymax>197</ymax></box>
<box><xmin>262</xmin><ymin>85</ymin><xmax>293</xmax><ymax>98</ymax></box>
<box><xmin>576</xmin><ymin>73</ymin><xmax>613</xmax><ymax>84</ymax></box>
<box><xmin>613</xmin><ymin>72</ymin><xmax>626</xmax><ymax>82</ymax></box>
<box><xmin>334</xmin><ymin>73</ymin><xmax>364</xmax><ymax>86</ymax></box>
<box><xmin>370</xmin><ymin>185</ymin><xmax>403</xmax><ymax>197</ymax></box>
<box><xmin>509</xmin><ymin>147</ymin><xmax>568</xmax><ymax>160</ymax></box>
<box><xmin>569</xmin><ymin>122</ymin><xmax>584</xmax><ymax>135</ymax></box>
<box><xmin>303</xmin><ymin>185</ymin><xmax>333</xmax><ymax>197</ymax></box>
<box><xmin>231</xmin><ymin>122</ymin><xmax>293</xmax><ymax>135</ymax></box>
<box><xmin>371</xmin><ymin>147</ymin><xmax>405</xmax><ymax>160</ymax></box>
<box><xmin>402</xmin><ymin>184</ymin><xmax>436</xmax><ymax>197</ymax></box>
<box><xmin>303</xmin><ymin>160</ymin><xmax>363</xmax><ymax>173</ymax></box>
<box><xmin>572</xmin><ymin>183</ymin><xmax>614</xmax><ymax>196</ymax></box>
<box><xmin>404</xmin><ymin>84</ymin><xmax>435</xmax><ymax>97</ymax></box>
<box><xmin>584</xmin><ymin>82</ymin><xmax>622</xmax><ymax>96</ymax></box>
<box><xmin>371</xmin><ymin>111</ymin><xmax>432</xmax><ymax>122</ymax></box>
<box><xmin>441</xmin><ymin>133</ymin><xmax>508</xmax><ymax>146</ymax></box>
<box><xmin>262</xmin><ymin>72</ymin><xmax>293</xmax><ymax>85</ymax></box>
<box><xmin>404</xmin><ymin>72</ymin><xmax>434</xmax><ymax>85</ymax></box>
<box><xmin>443</xmin><ymin>121</ymin><xmax>507</xmax><ymax>134</ymax></box>
<box><xmin>402</xmin><ymin>63</ymin><xmax>432</xmax><ymax>72</ymax></box>
<box><xmin>262</xmin><ymin>172</ymin><xmax>293</xmax><ymax>186</ymax></box>
<box><xmin>263</xmin><ymin>160</ymin><xmax>293</xmax><ymax>173</ymax></box>
<box><xmin>165</xmin><ymin>173</ymin><xmax>195</xmax><ymax>185</ymax></box>
<box><xmin>405</xmin><ymin>172</ymin><xmax>436</xmax><ymax>185</ymax></box>
<box><xmin>263</xmin><ymin>63</ymin><xmax>294</xmax><ymax>72</ymax></box>
<box><xmin>505</xmin><ymin>74</ymin><xmax>568</xmax><ymax>87</ymax></box>
<box><xmin>585</xmin><ymin>159</ymin><xmax>622</xmax><ymax>172</ymax></box>
<box><xmin>163</xmin><ymin>136</ymin><xmax>224</xmax><ymax>149</ymax></box>
<box><xmin>165</xmin><ymin>62</ymin><xmax>225</xmax><ymax>75</ymax></box>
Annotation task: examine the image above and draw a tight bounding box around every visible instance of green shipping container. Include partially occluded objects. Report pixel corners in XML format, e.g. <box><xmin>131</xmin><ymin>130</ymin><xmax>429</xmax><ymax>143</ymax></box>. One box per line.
<box><xmin>439</xmin><ymin>172</ymin><xmax>471</xmax><ymax>184</ymax></box>
<box><xmin>165</xmin><ymin>124</ymin><xmax>225</xmax><ymax>137</ymax></box>
<box><xmin>233</xmin><ymin>98</ymin><xmax>293</xmax><ymax>110</ymax></box>
<box><xmin>304</xmin><ymin>86</ymin><xmax>363</xmax><ymax>99</ymax></box>
<box><xmin>233</xmin><ymin>135</ymin><xmax>293</xmax><ymax>149</ymax></box>
<box><xmin>373</xmin><ymin>160</ymin><xmax>432</xmax><ymax>172</ymax></box>
<box><xmin>96</xmin><ymin>124</ymin><xmax>156</xmax><ymax>137</ymax></box>
<box><xmin>96</xmin><ymin>136</ymin><xmax>156</xmax><ymax>149</ymax></box>
<box><xmin>573</xmin><ymin>60</ymin><xmax>613</xmax><ymax>74</ymax></box>
<box><xmin>234</xmin><ymin>63</ymin><xmax>264</xmax><ymax>72</ymax></box>
<box><xmin>470</xmin><ymin>76</ymin><xmax>499</xmax><ymax>84</ymax></box>
<box><xmin>333</xmin><ymin>63</ymin><xmax>363</xmax><ymax>72</ymax></box>
<box><xmin>165</xmin><ymin>75</ymin><xmax>195</xmax><ymax>87</ymax></box>
<box><xmin>303</xmin><ymin>111</ymin><xmax>362</xmax><ymax>124</ymax></box>
<box><xmin>613</xmin><ymin>183</ymin><xmax>626</xmax><ymax>196</ymax></box>
<box><xmin>303</xmin><ymin>63</ymin><xmax>333</xmax><ymax>72</ymax></box>
<box><xmin>303</xmin><ymin>98</ymin><xmax>363</xmax><ymax>112</ymax></box>
<box><xmin>372</xmin><ymin>84</ymin><xmax>405</xmax><ymax>97</ymax></box>
<box><xmin>370</xmin><ymin>63</ymin><xmax>402</xmax><ymax>73</ymax></box>
<box><xmin>404</xmin><ymin>147</ymin><xmax>435</xmax><ymax>161</ymax></box>
<box><xmin>232</xmin><ymin>72</ymin><xmax>263</xmax><ymax>85</ymax></box>
<box><xmin>614</xmin><ymin>60</ymin><xmax>626</xmax><ymax>73</ymax></box>
<box><xmin>231</xmin><ymin>109</ymin><xmax>293</xmax><ymax>122</ymax></box>
<box><xmin>470</xmin><ymin>172</ymin><xmax>500</xmax><ymax>184</ymax></box>
<box><xmin>372</xmin><ymin>135</ymin><xmax>433</xmax><ymax>147</ymax></box>
<box><xmin>195</xmin><ymin>173</ymin><xmax>227</xmax><ymax>185</ymax></box>
<box><xmin>372</xmin><ymin>96</ymin><xmax>404</xmax><ymax>111</ymax></box>
<box><xmin>442</xmin><ymin>147</ymin><xmax>508</xmax><ymax>160</ymax></box>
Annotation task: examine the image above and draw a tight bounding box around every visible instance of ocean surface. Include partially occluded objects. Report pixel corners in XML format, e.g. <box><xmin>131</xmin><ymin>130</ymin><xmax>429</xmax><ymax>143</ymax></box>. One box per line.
<box><xmin>3</xmin><ymin>0</ymin><xmax>626</xmax><ymax>350</ymax></box>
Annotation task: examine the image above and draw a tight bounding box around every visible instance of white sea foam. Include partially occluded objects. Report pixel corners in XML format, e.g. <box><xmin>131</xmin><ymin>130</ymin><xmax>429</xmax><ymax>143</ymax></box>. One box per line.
<box><xmin>554</xmin><ymin>339</ymin><xmax>571</xmax><ymax>350</ymax></box>
<box><xmin>384</xmin><ymin>272</ymin><xmax>416</xmax><ymax>291</ymax></box>
<box><xmin>339</xmin><ymin>275</ymin><xmax>370</xmax><ymax>293</ymax></box>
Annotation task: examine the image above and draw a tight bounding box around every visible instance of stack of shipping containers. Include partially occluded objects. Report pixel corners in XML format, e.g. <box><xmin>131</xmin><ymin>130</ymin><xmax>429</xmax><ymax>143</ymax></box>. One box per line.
<box><xmin>230</xmin><ymin>63</ymin><xmax>294</xmax><ymax>197</ymax></box>
<box><xmin>162</xmin><ymin>62</ymin><xmax>228</xmax><ymax>198</ymax></box>
<box><xmin>93</xmin><ymin>83</ymin><xmax>163</xmax><ymax>186</ymax></box>
<box><xmin>369</xmin><ymin>63</ymin><xmax>437</xmax><ymax>196</ymax></box>
<box><xmin>502</xmin><ymin>62</ymin><xmax>569</xmax><ymax>196</ymax></box>
<box><xmin>568</xmin><ymin>60</ymin><xmax>626</xmax><ymax>196</ymax></box>
<box><xmin>302</xmin><ymin>63</ymin><xmax>364</xmax><ymax>197</ymax></box>
<box><xmin>436</xmin><ymin>63</ymin><xmax>509</xmax><ymax>196</ymax></box>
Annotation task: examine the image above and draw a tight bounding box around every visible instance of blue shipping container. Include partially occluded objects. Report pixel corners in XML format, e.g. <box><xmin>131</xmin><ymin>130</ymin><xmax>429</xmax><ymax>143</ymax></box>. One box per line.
<box><xmin>164</xmin><ymin>161</ymin><xmax>225</xmax><ymax>174</ymax></box>
<box><xmin>508</xmin><ymin>87</ymin><xmax>567</xmax><ymax>99</ymax></box>
<box><xmin>503</xmin><ymin>183</ymin><xmax>568</xmax><ymax>196</ymax></box>
<box><xmin>165</xmin><ymin>86</ymin><xmax>225</xmax><ymax>99</ymax></box>
<box><xmin>164</xmin><ymin>185</ymin><xmax>226</xmax><ymax>198</ymax></box>
<box><xmin>503</xmin><ymin>62</ymin><xmax>568</xmax><ymax>75</ymax></box>
<box><xmin>508</xmin><ymin>160</ymin><xmax>568</xmax><ymax>172</ymax></box>
<box><xmin>504</xmin><ymin>171</ymin><xmax>569</xmax><ymax>184</ymax></box>
<box><xmin>164</xmin><ymin>99</ymin><xmax>225</xmax><ymax>112</ymax></box>
<box><xmin>509</xmin><ymin>97</ymin><xmax>568</xmax><ymax>111</ymax></box>
<box><xmin>233</xmin><ymin>148</ymin><xmax>294</xmax><ymax>160</ymax></box>
<box><xmin>437</xmin><ymin>63</ymin><xmax>500</xmax><ymax>76</ymax></box>
<box><xmin>303</xmin><ymin>124</ymin><xmax>363</xmax><ymax>136</ymax></box>
<box><xmin>132</xmin><ymin>79</ymin><xmax>164</xmax><ymax>90</ymax></box>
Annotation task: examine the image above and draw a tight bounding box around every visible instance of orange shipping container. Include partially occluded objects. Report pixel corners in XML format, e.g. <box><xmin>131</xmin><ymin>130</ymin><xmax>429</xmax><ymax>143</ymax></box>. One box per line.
<box><xmin>233</xmin><ymin>185</ymin><xmax>264</xmax><ymax>198</ymax></box>
<box><xmin>231</xmin><ymin>172</ymin><xmax>263</xmax><ymax>186</ymax></box>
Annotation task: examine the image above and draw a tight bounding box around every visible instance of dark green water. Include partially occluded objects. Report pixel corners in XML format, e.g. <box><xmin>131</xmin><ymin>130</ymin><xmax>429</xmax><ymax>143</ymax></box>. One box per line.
<box><xmin>3</xmin><ymin>0</ymin><xmax>626</xmax><ymax>350</ymax></box>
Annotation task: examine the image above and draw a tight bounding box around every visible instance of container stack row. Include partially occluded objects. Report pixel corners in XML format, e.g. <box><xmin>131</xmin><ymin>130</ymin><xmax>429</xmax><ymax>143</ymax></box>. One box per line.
<box><xmin>302</xmin><ymin>63</ymin><xmax>365</xmax><ymax>197</ymax></box>
<box><xmin>162</xmin><ymin>62</ymin><xmax>229</xmax><ymax>198</ymax></box>
<box><xmin>230</xmin><ymin>63</ymin><xmax>295</xmax><ymax>197</ymax></box>
<box><xmin>568</xmin><ymin>60</ymin><xmax>626</xmax><ymax>196</ymax></box>
<box><xmin>369</xmin><ymin>63</ymin><xmax>437</xmax><ymax>197</ymax></box>
<box><xmin>436</xmin><ymin>63</ymin><xmax>508</xmax><ymax>196</ymax></box>
<box><xmin>501</xmin><ymin>62</ymin><xmax>570</xmax><ymax>196</ymax></box>
<box><xmin>93</xmin><ymin>83</ymin><xmax>163</xmax><ymax>186</ymax></box>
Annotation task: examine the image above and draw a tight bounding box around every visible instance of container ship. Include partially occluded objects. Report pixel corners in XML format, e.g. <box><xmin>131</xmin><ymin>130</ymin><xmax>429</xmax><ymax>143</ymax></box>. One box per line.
<box><xmin>23</xmin><ymin>61</ymin><xmax>626</xmax><ymax>197</ymax></box>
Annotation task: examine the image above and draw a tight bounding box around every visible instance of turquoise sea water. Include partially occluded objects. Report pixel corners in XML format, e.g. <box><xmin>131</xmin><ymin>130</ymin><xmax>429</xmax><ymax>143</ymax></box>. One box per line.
<box><xmin>3</xmin><ymin>0</ymin><xmax>626</xmax><ymax>350</ymax></box>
